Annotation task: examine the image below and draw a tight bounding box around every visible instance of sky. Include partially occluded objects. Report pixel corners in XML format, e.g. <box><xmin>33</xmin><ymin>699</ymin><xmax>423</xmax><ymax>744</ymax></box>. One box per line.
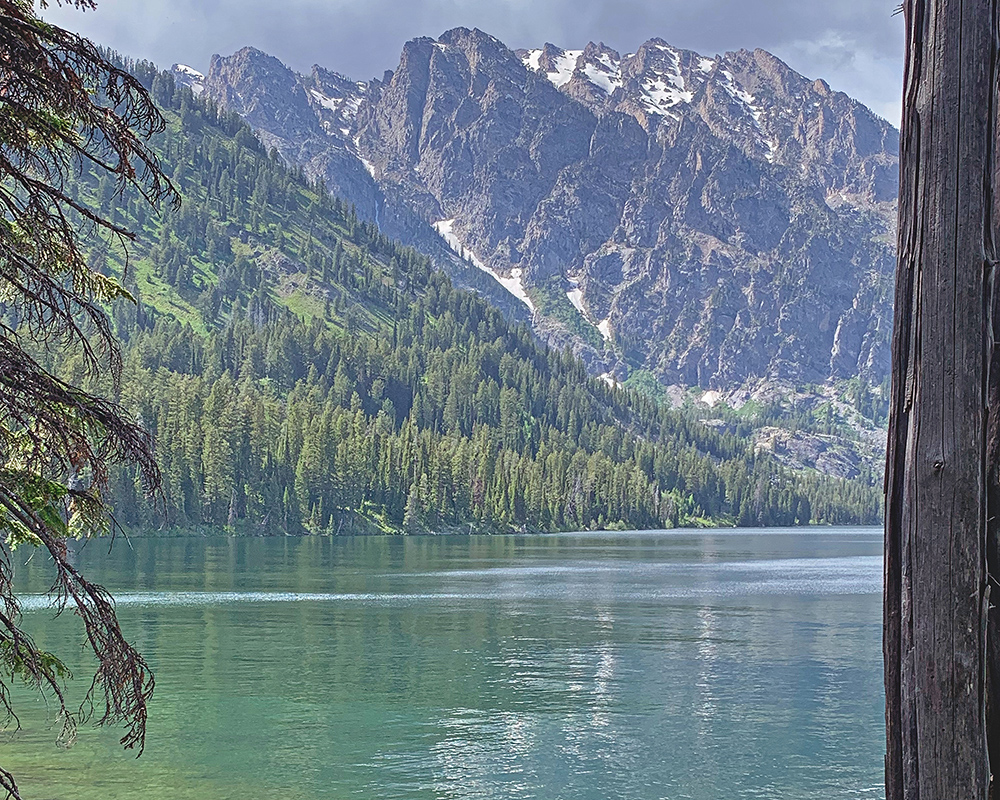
<box><xmin>42</xmin><ymin>0</ymin><xmax>906</xmax><ymax>125</ymax></box>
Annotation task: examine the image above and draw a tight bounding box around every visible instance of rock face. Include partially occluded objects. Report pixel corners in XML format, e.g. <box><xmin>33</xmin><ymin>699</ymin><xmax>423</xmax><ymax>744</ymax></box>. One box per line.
<box><xmin>190</xmin><ymin>28</ymin><xmax>899</xmax><ymax>390</ymax></box>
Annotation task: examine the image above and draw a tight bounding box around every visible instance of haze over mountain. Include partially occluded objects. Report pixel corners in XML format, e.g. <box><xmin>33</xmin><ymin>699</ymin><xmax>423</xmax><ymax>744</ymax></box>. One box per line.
<box><xmin>172</xmin><ymin>27</ymin><xmax>898</xmax><ymax>402</ymax></box>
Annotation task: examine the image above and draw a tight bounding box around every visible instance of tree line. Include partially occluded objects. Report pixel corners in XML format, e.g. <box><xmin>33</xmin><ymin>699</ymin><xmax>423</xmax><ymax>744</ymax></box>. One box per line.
<box><xmin>39</xmin><ymin>53</ymin><xmax>883</xmax><ymax>534</ymax></box>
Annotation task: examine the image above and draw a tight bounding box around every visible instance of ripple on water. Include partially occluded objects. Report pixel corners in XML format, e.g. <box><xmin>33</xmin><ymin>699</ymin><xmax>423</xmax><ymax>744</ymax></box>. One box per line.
<box><xmin>17</xmin><ymin>553</ymin><xmax>882</xmax><ymax>613</ymax></box>
<box><xmin>7</xmin><ymin>531</ymin><xmax>885</xmax><ymax>800</ymax></box>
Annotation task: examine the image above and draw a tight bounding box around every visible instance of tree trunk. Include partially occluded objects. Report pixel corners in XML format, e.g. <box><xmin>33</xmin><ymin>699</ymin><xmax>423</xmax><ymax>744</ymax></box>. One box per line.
<box><xmin>885</xmin><ymin>2</ymin><xmax>1000</xmax><ymax>799</ymax></box>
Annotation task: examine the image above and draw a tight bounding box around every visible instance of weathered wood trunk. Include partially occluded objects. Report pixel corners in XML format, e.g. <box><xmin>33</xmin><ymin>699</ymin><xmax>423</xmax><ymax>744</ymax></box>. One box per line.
<box><xmin>885</xmin><ymin>2</ymin><xmax>1000</xmax><ymax>799</ymax></box>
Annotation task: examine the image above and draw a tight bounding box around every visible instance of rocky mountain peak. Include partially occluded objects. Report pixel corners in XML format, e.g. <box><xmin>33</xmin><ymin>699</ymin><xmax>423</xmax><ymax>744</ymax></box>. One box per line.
<box><xmin>302</xmin><ymin>65</ymin><xmax>368</xmax><ymax>142</ymax></box>
<box><xmin>205</xmin><ymin>47</ymin><xmax>322</xmax><ymax>143</ymax></box>
<box><xmin>197</xmin><ymin>29</ymin><xmax>900</xmax><ymax>393</ymax></box>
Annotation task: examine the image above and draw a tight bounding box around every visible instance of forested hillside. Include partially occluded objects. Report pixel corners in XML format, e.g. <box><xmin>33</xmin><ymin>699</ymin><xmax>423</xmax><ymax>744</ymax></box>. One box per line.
<box><xmin>44</xmin><ymin>57</ymin><xmax>882</xmax><ymax>534</ymax></box>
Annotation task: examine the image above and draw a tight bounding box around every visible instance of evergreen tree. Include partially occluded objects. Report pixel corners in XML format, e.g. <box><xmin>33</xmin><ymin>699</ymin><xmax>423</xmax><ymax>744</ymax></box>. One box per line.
<box><xmin>0</xmin><ymin>5</ymin><xmax>176</xmax><ymax>793</ymax></box>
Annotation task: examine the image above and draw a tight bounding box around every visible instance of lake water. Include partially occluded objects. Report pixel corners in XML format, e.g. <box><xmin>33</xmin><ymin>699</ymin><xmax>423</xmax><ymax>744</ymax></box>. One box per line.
<box><xmin>6</xmin><ymin>529</ymin><xmax>885</xmax><ymax>800</ymax></box>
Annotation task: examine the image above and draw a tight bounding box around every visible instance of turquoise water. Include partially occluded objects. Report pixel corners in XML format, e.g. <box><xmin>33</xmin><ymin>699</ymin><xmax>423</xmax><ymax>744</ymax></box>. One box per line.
<box><xmin>6</xmin><ymin>529</ymin><xmax>885</xmax><ymax>799</ymax></box>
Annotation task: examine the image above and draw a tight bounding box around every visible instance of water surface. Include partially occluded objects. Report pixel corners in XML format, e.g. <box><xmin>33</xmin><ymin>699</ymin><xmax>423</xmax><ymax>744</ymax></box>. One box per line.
<box><xmin>6</xmin><ymin>528</ymin><xmax>885</xmax><ymax>799</ymax></box>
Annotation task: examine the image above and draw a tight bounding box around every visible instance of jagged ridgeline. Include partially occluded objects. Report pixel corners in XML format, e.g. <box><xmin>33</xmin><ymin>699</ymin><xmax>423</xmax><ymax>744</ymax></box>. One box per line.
<box><xmin>191</xmin><ymin>32</ymin><xmax>898</xmax><ymax>391</ymax></box>
<box><xmin>48</xmin><ymin>54</ymin><xmax>881</xmax><ymax>533</ymax></box>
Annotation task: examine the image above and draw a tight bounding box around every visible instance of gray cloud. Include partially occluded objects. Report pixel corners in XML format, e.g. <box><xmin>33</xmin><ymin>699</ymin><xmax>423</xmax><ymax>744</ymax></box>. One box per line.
<box><xmin>43</xmin><ymin>0</ymin><xmax>905</xmax><ymax>124</ymax></box>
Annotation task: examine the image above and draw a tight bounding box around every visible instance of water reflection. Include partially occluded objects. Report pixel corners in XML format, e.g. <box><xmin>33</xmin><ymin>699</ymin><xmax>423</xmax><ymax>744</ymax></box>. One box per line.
<box><xmin>590</xmin><ymin>609</ymin><xmax>615</xmax><ymax>730</ymax></box>
<box><xmin>6</xmin><ymin>528</ymin><xmax>885</xmax><ymax>800</ymax></box>
<box><xmin>696</xmin><ymin>606</ymin><xmax>719</xmax><ymax>724</ymax></box>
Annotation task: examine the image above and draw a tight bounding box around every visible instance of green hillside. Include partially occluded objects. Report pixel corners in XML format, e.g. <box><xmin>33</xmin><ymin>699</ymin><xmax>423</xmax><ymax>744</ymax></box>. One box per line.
<box><xmin>45</xmin><ymin>57</ymin><xmax>882</xmax><ymax>534</ymax></box>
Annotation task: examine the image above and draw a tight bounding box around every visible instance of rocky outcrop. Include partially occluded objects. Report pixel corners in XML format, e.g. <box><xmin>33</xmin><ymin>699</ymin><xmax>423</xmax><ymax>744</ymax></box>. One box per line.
<box><xmin>191</xmin><ymin>27</ymin><xmax>899</xmax><ymax>390</ymax></box>
<box><xmin>196</xmin><ymin>45</ymin><xmax>537</xmax><ymax>331</ymax></box>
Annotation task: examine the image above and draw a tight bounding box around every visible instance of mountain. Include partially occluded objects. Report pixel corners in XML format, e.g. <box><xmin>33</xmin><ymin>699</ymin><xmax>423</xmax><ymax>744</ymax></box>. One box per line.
<box><xmin>173</xmin><ymin>51</ymin><xmax>538</xmax><ymax>331</ymax></box>
<box><xmin>182</xmin><ymin>28</ymin><xmax>899</xmax><ymax>399</ymax></box>
<box><xmin>52</xmin><ymin>56</ymin><xmax>882</xmax><ymax>533</ymax></box>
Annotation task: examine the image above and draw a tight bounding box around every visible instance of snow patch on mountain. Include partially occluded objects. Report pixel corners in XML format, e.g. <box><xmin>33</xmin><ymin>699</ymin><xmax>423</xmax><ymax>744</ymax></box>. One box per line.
<box><xmin>521</xmin><ymin>48</ymin><xmax>584</xmax><ymax>89</ymax></box>
<box><xmin>719</xmin><ymin>69</ymin><xmax>779</xmax><ymax>162</ymax></box>
<box><xmin>566</xmin><ymin>276</ymin><xmax>613</xmax><ymax>341</ymax></box>
<box><xmin>174</xmin><ymin>64</ymin><xmax>204</xmax><ymax>80</ymax></box>
<box><xmin>309</xmin><ymin>89</ymin><xmax>364</xmax><ymax>125</ymax></box>
<box><xmin>700</xmin><ymin>390</ymin><xmax>723</xmax><ymax>408</ymax></box>
<box><xmin>549</xmin><ymin>50</ymin><xmax>583</xmax><ymax>88</ymax></box>
<box><xmin>341</xmin><ymin>96</ymin><xmax>363</xmax><ymax>120</ymax></box>
<box><xmin>172</xmin><ymin>64</ymin><xmax>205</xmax><ymax>95</ymax></box>
<box><xmin>566</xmin><ymin>277</ymin><xmax>586</xmax><ymax>315</ymax></box>
<box><xmin>309</xmin><ymin>89</ymin><xmax>341</xmax><ymax>112</ymax></box>
<box><xmin>641</xmin><ymin>77</ymin><xmax>693</xmax><ymax>115</ymax></box>
<box><xmin>582</xmin><ymin>52</ymin><xmax>622</xmax><ymax>94</ymax></box>
<box><xmin>721</xmin><ymin>71</ymin><xmax>763</xmax><ymax>121</ymax></box>
<box><xmin>635</xmin><ymin>45</ymin><xmax>695</xmax><ymax>116</ymax></box>
<box><xmin>433</xmin><ymin>219</ymin><xmax>536</xmax><ymax>313</ymax></box>
<box><xmin>524</xmin><ymin>49</ymin><xmax>543</xmax><ymax>72</ymax></box>
<box><xmin>353</xmin><ymin>137</ymin><xmax>378</xmax><ymax>177</ymax></box>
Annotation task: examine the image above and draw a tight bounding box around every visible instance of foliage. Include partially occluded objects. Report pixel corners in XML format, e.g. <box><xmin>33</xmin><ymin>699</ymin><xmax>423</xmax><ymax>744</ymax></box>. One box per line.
<box><xmin>526</xmin><ymin>277</ymin><xmax>605</xmax><ymax>350</ymax></box>
<box><xmin>0</xmin><ymin>3</ymin><xmax>175</xmax><ymax>795</ymax></box>
<box><xmin>46</xmin><ymin>61</ymin><xmax>883</xmax><ymax>535</ymax></box>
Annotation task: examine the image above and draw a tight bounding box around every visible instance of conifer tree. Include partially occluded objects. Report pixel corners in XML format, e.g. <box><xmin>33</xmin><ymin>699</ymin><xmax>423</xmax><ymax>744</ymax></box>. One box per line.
<box><xmin>0</xmin><ymin>3</ymin><xmax>176</xmax><ymax>792</ymax></box>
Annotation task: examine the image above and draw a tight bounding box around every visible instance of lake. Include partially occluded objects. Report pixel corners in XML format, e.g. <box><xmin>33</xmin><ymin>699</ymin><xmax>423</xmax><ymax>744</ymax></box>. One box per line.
<box><xmin>6</xmin><ymin>528</ymin><xmax>885</xmax><ymax>800</ymax></box>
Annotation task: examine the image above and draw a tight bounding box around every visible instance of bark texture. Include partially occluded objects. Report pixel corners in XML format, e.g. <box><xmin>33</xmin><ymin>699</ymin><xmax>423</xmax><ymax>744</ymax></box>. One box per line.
<box><xmin>885</xmin><ymin>1</ymin><xmax>1000</xmax><ymax>799</ymax></box>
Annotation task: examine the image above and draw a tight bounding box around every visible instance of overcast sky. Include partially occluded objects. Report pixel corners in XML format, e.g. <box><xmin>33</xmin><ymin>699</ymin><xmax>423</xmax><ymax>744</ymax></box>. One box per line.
<box><xmin>42</xmin><ymin>0</ymin><xmax>906</xmax><ymax>125</ymax></box>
